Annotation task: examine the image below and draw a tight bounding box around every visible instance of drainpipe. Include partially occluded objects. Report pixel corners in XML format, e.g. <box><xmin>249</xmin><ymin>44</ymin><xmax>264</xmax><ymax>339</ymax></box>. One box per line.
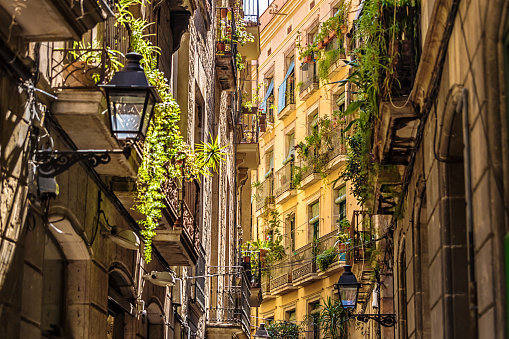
<box><xmin>457</xmin><ymin>87</ymin><xmax>478</xmax><ymax>336</ymax></box>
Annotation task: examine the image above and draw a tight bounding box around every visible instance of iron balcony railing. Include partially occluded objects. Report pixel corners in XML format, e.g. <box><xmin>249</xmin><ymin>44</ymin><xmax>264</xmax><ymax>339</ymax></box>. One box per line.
<box><xmin>255</xmin><ymin>175</ymin><xmax>274</xmax><ymax>211</ymax></box>
<box><xmin>216</xmin><ymin>8</ymin><xmax>237</xmax><ymax>59</ymax></box>
<box><xmin>320</xmin><ymin>125</ymin><xmax>347</xmax><ymax>160</ymax></box>
<box><xmin>284</xmin><ymin>74</ymin><xmax>296</xmax><ymax>108</ymax></box>
<box><xmin>161</xmin><ymin>178</ymin><xmax>201</xmax><ymax>254</ymax></box>
<box><xmin>238</xmin><ymin>111</ymin><xmax>259</xmax><ymax>143</ymax></box>
<box><xmin>351</xmin><ymin>211</ymin><xmax>374</xmax><ymax>262</ymax></box>
<box><xmin>299</xmin><ymin>61</ymin><xmax>318</xmax><ymax>94</ymax></box>
<box><xmin>274</xmin><ymin>160</ymin><xmax>295</xmax><ymax>197</ymax></box>
<box><xmin>207</xmin><ymin>272</ymin><xmax>251</xmax><ymax>336</ymax></box>
<box><xmin>243</xmin><ymin>0</ymin><xmax>260</xmax><ymax>26</ymax></box>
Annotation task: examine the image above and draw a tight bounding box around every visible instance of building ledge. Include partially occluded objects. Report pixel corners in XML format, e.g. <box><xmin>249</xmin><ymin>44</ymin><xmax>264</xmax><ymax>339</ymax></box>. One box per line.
<box><xmin>275</xmin><ymin>188</ymin><xmax>297</xmax><ymax>205</ymax></box>
<box><xmin>277</xmin><ymin>103</ymin><xmax>295</xmax><ymax>120</ymax></box>
<box><xmin>299</xmin><ymin>83</ymin><xmax>318</xmax><ymax>101</ymax></box>
<box><xmin>299</xmin><ymin>172</ymin><xmax>321</xmax><ymax>189</ymax></box>
<box><xmin>292</xmin><ymin>262</ymin><xmax>319</xmax><ymax>287</ymax></box>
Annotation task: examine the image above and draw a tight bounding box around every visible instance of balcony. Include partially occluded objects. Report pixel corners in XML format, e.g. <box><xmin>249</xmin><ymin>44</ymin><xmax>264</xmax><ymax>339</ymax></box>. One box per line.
<box><xmin>191</xmin><ymin>253</ymin><xmax>206</xmax><ymax>313</ymax></box>
<box><xmin>322</xmin><ymin>125</ymin><xmax>347</xmax><ymax>170</ymax></box>
<box><xmin>269</xmin><ymin>258</ymin><xmax>297</xmax><ymax>295</ymax></box>
<box><xmin>291</xmin><ymin>244</ymin><xmax>319</xmax><ymax>286</ymax></box>
<box><xmin>0</xmin><ymin>0</ymin><xmax>113</xmax><ymax>42</ymax></box>
<box><xmin>254</xmin><ymin>175</ymin><xmax>274</xmax><ymax>215</ymax></box>
<box><xmin>261</xmin><ymin>276</ymin><xmax>275</xmax><ymax>300</ymax></box>
<box><xmin>277</xmin><ymin>76</ymin><xmax>296</xmax><ymax>120</ymax></box>
<box><xmin>350</xmin><ymin>211</ymin><xmax>375</xmax><ymax>263</ymax></box>
<box><xmin>373</xmin><ymin>6</ymin><xmax>419</xmax><ymax>167</ymax></box>
<box><xmin>215</xmin><ymin>8</ymin><xmax>237</xmax><ymax>91</ymax></box>
<box><xmin>274</xmin><ymin>161</ymin><xmax>297</xmax><ymax>204</ymax></box>
<box><xmin>299</xmin><ymin>62</ymin><xmax>319</xmax><ymax>101</ymax></box>
<box><xmin>152</xmin><ymin>179</ymin><xmax>201</xmax><ymax>267</ymax></box>
<box><xmin>316</xmin><ymin>231</ymin><xmax>345</xmax><ymax>277</ymax></box>
<box><xmin>298</xmin><ymin>159</ymin><xmax>321</xmax><ymax>189</ymax></box>
<box><xmin>206</xmin><ymin>273</ymin><xmax>251</xmax><ymax>339</ymax></box>
<box><xmin>238</xmin><ymin>0</ymin><xmax>260</xmax><ymax>61</ymax></box>
<box><xmin>236</xmin><ymin>111</ymin><xmax>260</xmax><ymax>170</ymax></box>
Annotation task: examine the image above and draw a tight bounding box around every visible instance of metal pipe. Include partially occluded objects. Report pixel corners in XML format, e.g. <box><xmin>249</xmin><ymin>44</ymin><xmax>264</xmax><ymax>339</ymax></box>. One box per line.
<box><xmin>457</xmin><ymin>87</ymin><xmax>478</xmax><ymax>336</ymax></box>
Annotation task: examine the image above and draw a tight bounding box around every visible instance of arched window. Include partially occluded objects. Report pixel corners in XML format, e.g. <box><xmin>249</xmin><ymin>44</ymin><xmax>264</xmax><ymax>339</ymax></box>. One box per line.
<box><xmin>42</xmin><ymin>233</ymin><xmax>65</xmax><ymax>337</ymax></box>
<box><xmin>107</xmin><ymin>270</ymin><xmax>136</xmax><ymax>339</ymax></box>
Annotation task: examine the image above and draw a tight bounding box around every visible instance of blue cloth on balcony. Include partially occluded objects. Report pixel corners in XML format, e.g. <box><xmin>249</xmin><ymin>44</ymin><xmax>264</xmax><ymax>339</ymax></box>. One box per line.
<box><xmin>277</xmin><ymin>61</ymin><xmax>295</xmax><ymax>114</ymax></box>
<box><xmin>259</xmin><ymin>79</ymin><xmax>274</xmax><ymax>112</ymax></box>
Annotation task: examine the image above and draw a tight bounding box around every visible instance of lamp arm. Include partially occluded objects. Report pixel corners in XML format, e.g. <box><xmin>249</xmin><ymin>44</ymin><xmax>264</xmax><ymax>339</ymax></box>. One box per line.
<box><xmin>352</xmin><ymin>313</ymin><xmax>396</xmax><ymax>327</ymax></box>
<box><xmin>35</xmin><ymin>147</ymin><xmax>131</xmax><ymax>177</ymax></box>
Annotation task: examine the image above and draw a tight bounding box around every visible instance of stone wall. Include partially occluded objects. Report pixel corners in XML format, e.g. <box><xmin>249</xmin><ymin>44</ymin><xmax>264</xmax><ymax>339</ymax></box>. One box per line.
<box><xmin>391</xmin><ymin>0</ymin><xmax>509</xmax><ymax>338</ymax></box>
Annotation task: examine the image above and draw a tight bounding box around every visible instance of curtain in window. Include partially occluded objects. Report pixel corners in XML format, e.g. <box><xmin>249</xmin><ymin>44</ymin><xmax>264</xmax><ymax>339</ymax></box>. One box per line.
<box><xmin>277</xmin><ymin>60</ymin><xmax>295</xmax><ymax>114</ymax></box>
<box><xmin>259</xmin><ymin>79</ymin><xmax>274</xmax><ymax>112</ymax></box>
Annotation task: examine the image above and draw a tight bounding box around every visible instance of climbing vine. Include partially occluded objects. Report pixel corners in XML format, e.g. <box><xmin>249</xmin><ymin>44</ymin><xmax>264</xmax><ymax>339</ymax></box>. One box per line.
<box><xmin>116</xmin><ymin>0</ymin><xmax>227</xmax><ymax>261</ymax></box>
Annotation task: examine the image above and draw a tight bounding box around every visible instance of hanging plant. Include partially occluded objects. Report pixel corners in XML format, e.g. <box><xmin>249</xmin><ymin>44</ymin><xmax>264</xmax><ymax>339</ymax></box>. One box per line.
<box><xmin>117</xmin><ymin>0</ymin><xmax>228</xmax><ymax>261</ymax></box>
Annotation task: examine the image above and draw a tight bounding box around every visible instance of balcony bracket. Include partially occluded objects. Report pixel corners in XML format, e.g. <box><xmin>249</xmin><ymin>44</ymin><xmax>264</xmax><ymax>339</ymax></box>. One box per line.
<box><xmin>171</xmin><ymin>11</ymin><xmax>192</xmax><ymax>52</ymax></box>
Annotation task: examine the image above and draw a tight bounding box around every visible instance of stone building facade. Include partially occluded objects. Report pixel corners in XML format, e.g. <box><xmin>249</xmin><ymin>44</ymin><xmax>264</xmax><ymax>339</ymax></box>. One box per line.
<box><xmin>0</xmin><ymin>0</ymin><xmax>254</xmax><ymax>338</ymax></box>
<box><xmin>371</xmin><ymin>0</ymin><xmax>509</xmax><ymax>338</ymax></box>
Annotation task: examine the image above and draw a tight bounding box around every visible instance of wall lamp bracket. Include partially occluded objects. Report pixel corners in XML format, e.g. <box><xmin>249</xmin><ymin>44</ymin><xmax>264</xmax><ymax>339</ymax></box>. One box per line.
<box><xmin>351</xmin><ymin>313</ymin><xmax>396</xmax><ymax>327</ymax></box>
<box><xmin>35</xmin><ymin>147</ymin><xmax>131</xmax><ymax>178</ymax></box>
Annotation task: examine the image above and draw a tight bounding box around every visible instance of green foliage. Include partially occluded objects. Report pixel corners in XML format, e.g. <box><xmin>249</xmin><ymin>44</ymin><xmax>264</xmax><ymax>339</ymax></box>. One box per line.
<box><xmin>316</xmin><ymin>247</ymin><xmax>337</xmax><ymax>272</ymax></box>
<box><xmin>242</xmin><ymin>211</ymin><xmax>285</xmax><ymax>273</ymax></box>
<box><xmin>266</xmin><ymin>321</ymin><xmax>303</xmax><ymax>339</ymax></box>
<box><xmin>314</xmin><ymin>297</ymin><xmax>348</xmax><ymax>339</ymax></box>
<box><xmin>117</xmin><ymin>0</ymin><xmax>227</xmax><ymax>261</ymax></box>
<box><xmin>340</xmin><ymin>131</ymin><xmax>372</xmax><ymax>205</ymax></box>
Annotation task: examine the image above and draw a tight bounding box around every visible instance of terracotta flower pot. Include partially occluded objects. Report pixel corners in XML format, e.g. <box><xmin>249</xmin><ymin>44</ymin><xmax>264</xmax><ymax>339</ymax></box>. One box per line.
<box><xmin>324</xmin><ymin>36</ymin><xmax>332</xmax><ymax>44</ymax></box>
<box><xmin>303</xmin><ymin>55</ymin><xmax>313</xmax><ymax>63</ymax></box>
<box><xmin>216</xmin><ymin>41</ymin><xmax>226</xmax><ymax>52</ymax></box>
<box><xmin>317</xmin><ymin>41</ymin><xmax>325</xmax><ymax>49</ymax></box>
<box><xmin>62</xmin><ymin>61</ymin><xmax>99</xmax><ymax>87</ymax></box>
<box><xmin>329</xmin><ymin>30</ymin><xmax>337</xmax><ymax>39</ymax></box>
<box><xmin>220</xmin><ymin>8</ymin><xmax>228</xmax><ymax>18</ymax></box>
<box><xmin>341</xmin><ymin>24</ymin><xmax>348</xmax><ymax>34</ymax></box>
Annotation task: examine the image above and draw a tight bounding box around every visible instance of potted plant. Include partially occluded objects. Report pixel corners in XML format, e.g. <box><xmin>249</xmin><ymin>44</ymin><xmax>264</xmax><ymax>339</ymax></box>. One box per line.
<box><xmin>316</xmin><ymin>247</ymin><xmax>338</xmax><ymax>272</ymax></box>
<box><xmin>328</xmin><ymin>30</ymin><xmax>337</xmax><ymax>39</ymax></box>
<box><xmin>317</xmin><ymin>41</ymin><xmax>325</xmax><ymax>49</ymax></box>
<box><xmin>216</xmin><ymin>41</ymin><xmax>226</xmax><ymax>52</ymax></box>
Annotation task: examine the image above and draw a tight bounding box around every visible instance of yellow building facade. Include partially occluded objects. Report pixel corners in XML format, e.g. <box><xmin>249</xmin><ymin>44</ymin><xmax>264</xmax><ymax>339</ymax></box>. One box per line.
<box><xmin>248</xmin><ymin>0</ymin><xmax>363</xmax><ymax>335</ymax></box>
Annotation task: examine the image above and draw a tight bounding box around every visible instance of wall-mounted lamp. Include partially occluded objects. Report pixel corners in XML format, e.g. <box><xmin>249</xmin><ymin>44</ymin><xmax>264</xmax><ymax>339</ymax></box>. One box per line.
<box><xmin>143</xmin><ymin>271</ymin><xmax>176</xmax><ymax>287</ymax></box>
<box><xmin>253</xmin><ymin>323</ymin><xmax>270</xmax><ymax>338</ymax></box>
<box><xmin>35</xmin><ymin>52</ymin><xmax>161</xmax><ymax>178</ymax></box>
<box><xmin>104</xmin><ymin>225</ymin><xmax>140</xmax><ymax>250</ymax></box>
<box><xmin>334</xmin><ymin>265</ymin><xmax>396</xmax><ymax>327</ymax></box>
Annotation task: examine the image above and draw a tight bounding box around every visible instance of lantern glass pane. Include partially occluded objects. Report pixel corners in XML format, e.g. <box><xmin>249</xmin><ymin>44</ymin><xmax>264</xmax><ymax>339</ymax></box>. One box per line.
<box><xmin>340</xmin><ymin>285</ymin><xmax>358</xmax><ymax>308</ymax></box>
<box><xmin>141</xmin><ymin>97</ymin><xmax>155</xmax><ymax>136</ymax></box>
<box><xmin>109</xmin><ymin>92</ymin><xmax>147</xmax><ymax>139</ymax></box>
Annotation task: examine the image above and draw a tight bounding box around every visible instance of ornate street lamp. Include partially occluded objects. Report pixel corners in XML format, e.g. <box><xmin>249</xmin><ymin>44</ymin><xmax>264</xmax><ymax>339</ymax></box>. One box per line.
<box><xmin>334</xmin><ymin>265</ymin><xmax>396</xmax><ymax>328</ymax></box>
<box><xmin>100</xmin><ymin>52</ymin><xmax>161</xmax><ymax>140</ymax></box>
<box><xmin>35</xmin><ymin>52</ymin><xmax>161</xmax><ymax>177</ymax></box>
<box><xmin>334</xmin><ymin>264</ymin><xmax>361</xmax><ymax>309</ymax></box>
<box><xmin>253</xmin><ymin>323</ymin><xmax>270</xmax><ymax>338</ymax></box>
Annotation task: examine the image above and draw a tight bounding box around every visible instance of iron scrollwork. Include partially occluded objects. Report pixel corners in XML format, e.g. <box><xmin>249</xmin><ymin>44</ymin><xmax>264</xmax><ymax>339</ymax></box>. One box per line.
<box><xmin>35</xmin><ymin>148</ymin><xmax>130</xmax><ymax>177</ymax></box>
<box><xmin>354</xmin><ymin>313</ymin><xmax>396</xmax><ymax>327</ymax></box>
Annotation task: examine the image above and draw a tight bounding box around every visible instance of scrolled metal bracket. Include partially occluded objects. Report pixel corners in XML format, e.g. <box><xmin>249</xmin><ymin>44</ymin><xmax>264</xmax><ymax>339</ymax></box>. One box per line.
<box><xmin>353</xmin><ymin>313</ymin><xmax>396</xmax><ymax>327</ymax></box>
<box><xmin>35</xmin><ymin>147</ymin><xmax>131</xmax><ymax>178</ymax></box>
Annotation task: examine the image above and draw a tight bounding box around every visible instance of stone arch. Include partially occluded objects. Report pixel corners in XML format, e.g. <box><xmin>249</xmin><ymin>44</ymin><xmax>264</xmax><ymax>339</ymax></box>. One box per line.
<box><xmin>396</xmin><ymin>235</ymin><xmax>407</xmax><ymax>339</ymax></box>
<box><xmin>107</xmin><ymin>264</ymin><xmax>137</xmax><ymax>339</ymax></box>
<box><xmin>412</xmin><ymin>184</ymin><xmax>431</xmax><ymax>339</ymax></box>
<box><xmin>435</xmin><ymin>86</ymin><xmax>470</xmax><ymax>337</ymax></box>
<box><xmin>147</xmin><ymin>299</ymin><xmax>166</xmax><ymax>339</ymax></box>
<box><xmin>45</xmin><ymin>210</ymin><xmax>94</xmax><ymax>339</ymax></box>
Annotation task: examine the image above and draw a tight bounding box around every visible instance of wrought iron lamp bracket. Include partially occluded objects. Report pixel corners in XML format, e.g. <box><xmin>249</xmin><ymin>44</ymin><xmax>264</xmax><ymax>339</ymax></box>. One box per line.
<box><xmin>35</xmin><ymin>147</ymin><xmax>131</xmax><ymax>178</ymax></box>
<box><xmin>353</xmin><ymin>313</ymin><xmax>396</xmax><ymax>327</ymax></box>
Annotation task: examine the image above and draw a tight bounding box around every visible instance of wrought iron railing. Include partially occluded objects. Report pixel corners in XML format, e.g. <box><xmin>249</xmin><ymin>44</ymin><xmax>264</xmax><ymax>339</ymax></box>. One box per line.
<box><xmin>285</xmin><ymin>75</ymin><xmax>296</xmax><ymax>106</ymax></box>
<box><xmin>238</xmin><ymin>112</ymin><xmax>259</xmax><ymax>143</ymax></box>
<box><xmin>299</xmin><ymin>61</ymin><xmax>318</xmax><ymax>94</ymax></box>
<box><xmin>274</xmin><ymin>161</ymin><xmax>295</xmax><ymax>197</ymax></box>
<box><xmin>192</xmin><ymin>254</ymin><xmax>206</xmax><ymax>311</ymax></box>
<box><xmin>351</xmin><ymin>211</ymin><xmax>374</xmax><ymax>262</ymax></box>
<box><xmin>320</xmin><ymin>125</ymin><xmax>347</xmax><ymax>160</ymax></box>
<box><xmin>216</xmin><ymin>8</ymin><xmax>237</xmax><ymax>57</ymax></box>
<box><xmin>255</xmin><ymin>175</ymin><xmax>274</xmax><ymax>211</ymax></box>
<box><xmin>50</xmin><ymin>48</ymin><xmax>115</xmax><ymax>88</ymax></box>
<box><xmin>207</xmin><ymin>272</ymin><xmax>251</xmax><ymax>336</ymax></box>
<box><xmin>243</xmin><ymin>0</ymin><xmax>260</xmax><ymax>26</ymax></box>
